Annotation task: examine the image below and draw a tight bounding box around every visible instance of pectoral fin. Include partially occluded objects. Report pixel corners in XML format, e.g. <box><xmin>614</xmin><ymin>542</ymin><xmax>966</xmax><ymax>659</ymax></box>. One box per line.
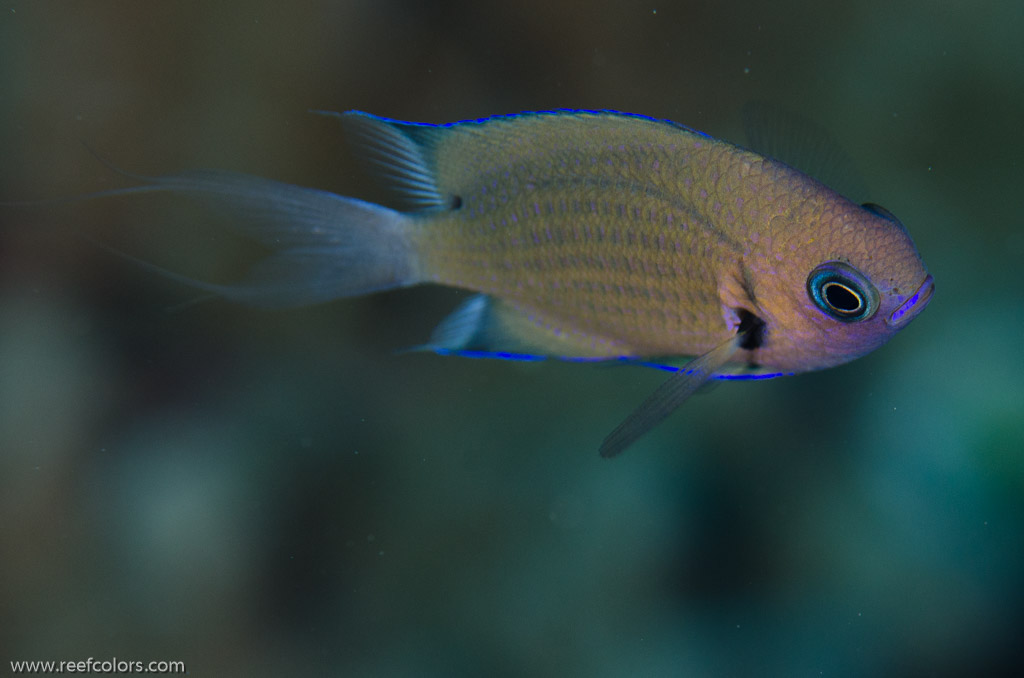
<box><xmin>598</xmin><ymin>331</ymin><xmax>745</xmax><ymax>458</ymax></box>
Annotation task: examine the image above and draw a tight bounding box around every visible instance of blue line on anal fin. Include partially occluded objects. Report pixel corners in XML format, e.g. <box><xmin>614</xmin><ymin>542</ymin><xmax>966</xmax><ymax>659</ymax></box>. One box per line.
<box><xmin>408</xmin><ymin>294</ymin><xmax>626</xmax><ymax>360</ymax></box>
<box><xmin>407</xmin><ymin>293</ymin><xmax>558</xmax><ymax>355</ymax></box>
<box><xmin>409</xmin><ymin>298</ymin><xmax>798</xmax><ymax>386</ymax></box>
<box><xmin>415</xmin><ymin>294</ymin><xmax>491</xmax><ymax>352</ymax></box>
<box><xmin>636</xmin><ymin>358</ymin><xmax>791</xmax><ymax>380</ymax></box>
<box><xmin>716</xmin><ymin>371</ymin><xmax>793</xmax><ymax>381</ymax></box>
<box><xmin>434</xmin><ymin>348</ymin><xmax>549</xmax><ymax>362</ymax></box>
<box><xmin>411</xmin><ymin>297</ymin><xmax>799</xmax><ymax>378</ymax></box>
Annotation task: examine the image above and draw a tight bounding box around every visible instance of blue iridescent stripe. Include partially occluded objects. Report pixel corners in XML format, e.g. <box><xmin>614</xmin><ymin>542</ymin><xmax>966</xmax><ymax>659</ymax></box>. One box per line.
<box><xmin>351</xmin><ymin>109</ymin><xmax>710</xmax><ymax>138</ymax></box>
<box><xmin>432</xmin><ymin>348</ymin><xmax>791</xmax><ymax>380</ymax></box>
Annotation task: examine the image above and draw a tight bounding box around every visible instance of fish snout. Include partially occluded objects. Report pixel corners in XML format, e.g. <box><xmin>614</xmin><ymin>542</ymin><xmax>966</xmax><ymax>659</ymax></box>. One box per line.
<box><xmin>886</xmin><ymin>274</ymin><xmax>934</xmax><ymax>328</ymax></box>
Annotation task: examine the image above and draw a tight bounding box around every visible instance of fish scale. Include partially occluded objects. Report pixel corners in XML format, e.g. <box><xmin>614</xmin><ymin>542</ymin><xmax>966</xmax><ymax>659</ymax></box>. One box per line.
<box><xmin>411</xmin><ymin>115</ymin><xmax>775</xmax><ymax>357</ymax></box>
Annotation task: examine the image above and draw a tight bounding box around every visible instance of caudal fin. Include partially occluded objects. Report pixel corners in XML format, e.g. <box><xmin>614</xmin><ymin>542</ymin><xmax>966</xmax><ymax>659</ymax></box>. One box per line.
<box><xmin>15</xmin><ymin>168</ymin><xmax>421</xmax><ymax>309</ymax></box>
<box><xmin>144</xmin><ymin>170</ymin><xmax>422</xmax><ymax>307</ymax></box>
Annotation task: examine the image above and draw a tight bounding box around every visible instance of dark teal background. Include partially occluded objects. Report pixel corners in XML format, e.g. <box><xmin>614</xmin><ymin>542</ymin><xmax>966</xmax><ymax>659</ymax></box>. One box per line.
<box><xmin>2</xmin><ymin>1</ymin><xmax>1022</xmax><ymax>675</ymax></box>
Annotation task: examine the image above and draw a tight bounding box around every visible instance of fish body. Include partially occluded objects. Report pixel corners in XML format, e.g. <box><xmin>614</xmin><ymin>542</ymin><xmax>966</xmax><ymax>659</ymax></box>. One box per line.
<box><xmin>373</xmin><ymin>110</ymin><xmax>931</xmax><ymax>374</ymax></box>
<box><xmin>56</xmin><ymin>109</ymin><xmax>934</xmax><ymax>454</ymax></box>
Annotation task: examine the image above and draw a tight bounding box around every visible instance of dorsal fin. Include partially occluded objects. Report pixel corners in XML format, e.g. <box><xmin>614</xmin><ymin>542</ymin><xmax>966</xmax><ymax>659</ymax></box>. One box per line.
<box><xmin>315</xmin><ymin>110</ymin><xmax>446</xmax><ymax>210</ymax></box>
<box><xmin>741</xmin><ymin>103</ymin><xmax>868</xmax><ymax>202</ymax></box>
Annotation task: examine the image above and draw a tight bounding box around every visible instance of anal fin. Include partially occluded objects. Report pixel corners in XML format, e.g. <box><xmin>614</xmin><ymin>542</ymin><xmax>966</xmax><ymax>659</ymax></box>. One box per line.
<box><xmin>414</xmin><ymin>294</ymin><xmax>625</xmax><ymax>359</ymax></box>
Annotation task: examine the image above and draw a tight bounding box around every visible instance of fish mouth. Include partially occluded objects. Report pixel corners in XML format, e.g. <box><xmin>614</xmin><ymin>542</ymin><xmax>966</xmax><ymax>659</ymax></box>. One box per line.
<box><xmin>886</xmin><ymin>274</ymin><xmax>934</xmax><ymax>327</ymax></box>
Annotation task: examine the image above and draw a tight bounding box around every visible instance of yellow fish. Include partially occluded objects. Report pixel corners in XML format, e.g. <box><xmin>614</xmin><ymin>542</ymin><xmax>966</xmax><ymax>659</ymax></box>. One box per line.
<box><xmin>60</xmin><ymin>110</ymin><xmax>935</xmax><ymax>456</ymax></box>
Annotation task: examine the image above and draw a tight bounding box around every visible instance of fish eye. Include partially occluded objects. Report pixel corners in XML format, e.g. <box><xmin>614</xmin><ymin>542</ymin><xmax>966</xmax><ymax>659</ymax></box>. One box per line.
<box><xmin>806</xmin><ymin>262</ymin><xmax>879</xmax><ymax>322</ymax></box>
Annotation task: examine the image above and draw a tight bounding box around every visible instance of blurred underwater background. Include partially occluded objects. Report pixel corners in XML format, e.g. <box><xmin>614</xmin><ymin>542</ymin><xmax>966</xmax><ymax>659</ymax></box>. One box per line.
<box><xmin>1</xmin><ymin>0</ymin><xmax>1022</xmax><ymax>675</ymax></box>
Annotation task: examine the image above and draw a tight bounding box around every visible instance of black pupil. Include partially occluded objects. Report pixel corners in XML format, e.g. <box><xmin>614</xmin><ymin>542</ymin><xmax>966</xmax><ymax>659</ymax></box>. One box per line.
<box><xmin>823</xmin><ymin>281</ymin><xmax>862</xmax><ymax>313</ymax></box>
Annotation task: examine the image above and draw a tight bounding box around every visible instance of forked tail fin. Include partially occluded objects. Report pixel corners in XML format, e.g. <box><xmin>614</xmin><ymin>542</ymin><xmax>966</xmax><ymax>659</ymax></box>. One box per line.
<box><xmin>8</xmin><ymin>168</ymin><xmax>422</xmax><ymax>308</ymax></box>
<box><xmin>124</xmin><ymin>169</ymin><xmax>421</xmax><ymax>308</ymax></box>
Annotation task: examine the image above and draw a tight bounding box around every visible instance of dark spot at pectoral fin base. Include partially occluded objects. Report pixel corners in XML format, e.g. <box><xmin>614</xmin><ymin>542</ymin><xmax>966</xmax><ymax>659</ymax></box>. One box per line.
<box><xmin>411</xmin><ymin>294</ymin><xmax>618</xmax><ymax>359</ymax></box>
<box><xmin>736</xmin><ymin>309</ymin><xmax>765</xmax><ymax>350</ymax></box>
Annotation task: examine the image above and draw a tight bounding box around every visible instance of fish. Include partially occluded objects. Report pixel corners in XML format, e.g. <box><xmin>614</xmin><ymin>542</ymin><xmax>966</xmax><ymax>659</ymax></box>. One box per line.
<box><xmin>37</xmin><ymin>109</ymin><xmax>935</xmax><ymax>456</ymax></box>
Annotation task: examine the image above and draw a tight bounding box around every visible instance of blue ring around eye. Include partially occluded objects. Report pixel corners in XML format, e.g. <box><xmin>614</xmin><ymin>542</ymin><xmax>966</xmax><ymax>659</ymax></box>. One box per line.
<box><xmin>806</xmin><ymin>262</ymin><xmax>879</xmax><ymax>322</ymax></box>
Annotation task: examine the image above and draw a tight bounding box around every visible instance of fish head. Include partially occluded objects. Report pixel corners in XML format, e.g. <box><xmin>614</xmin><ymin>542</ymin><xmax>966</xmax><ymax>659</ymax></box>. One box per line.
<box><xmin>734</xmin><ymin>201</ymin><xmax>933</xmax><ymax>373</ymax></box>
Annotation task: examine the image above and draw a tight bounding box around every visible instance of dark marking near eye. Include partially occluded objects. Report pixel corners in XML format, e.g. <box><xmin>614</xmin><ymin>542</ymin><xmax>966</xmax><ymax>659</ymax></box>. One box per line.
<box><xmin>450</xmin><ymin>195</ymin><xmax>463</xmax><ymax>209</ymax></box>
